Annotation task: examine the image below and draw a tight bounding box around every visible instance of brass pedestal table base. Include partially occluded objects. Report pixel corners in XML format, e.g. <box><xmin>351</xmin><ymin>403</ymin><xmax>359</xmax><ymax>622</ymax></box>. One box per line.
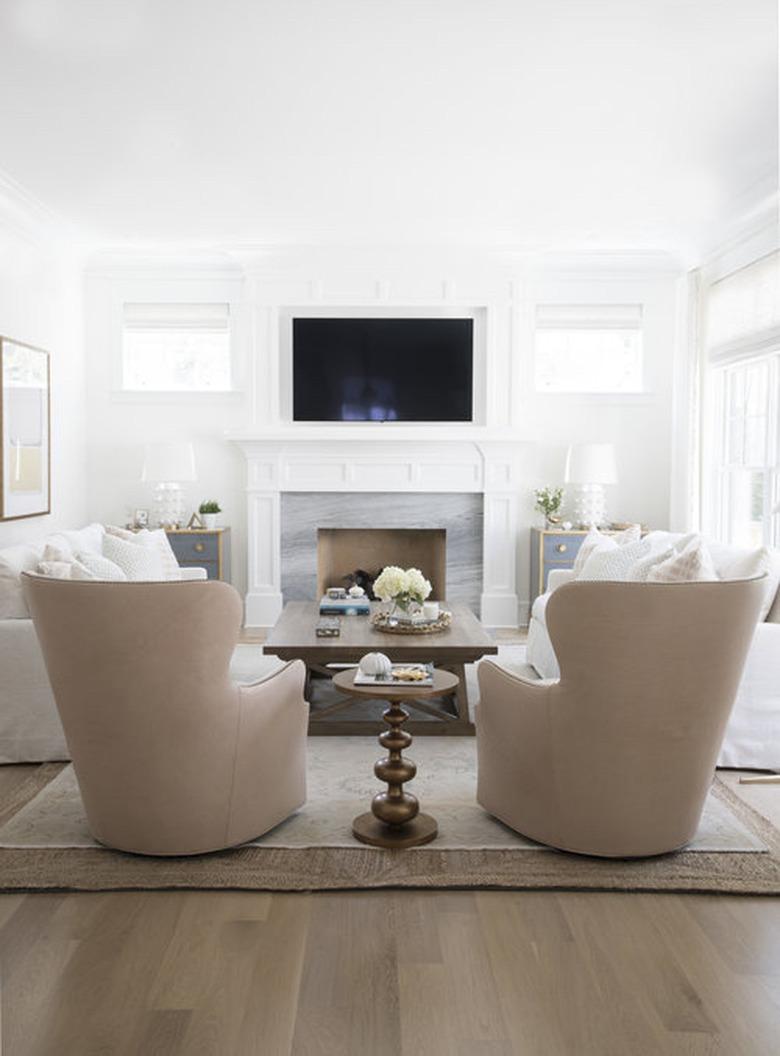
<box><xmin>332</xmin><ymin>667</ymin><xmax>460</xmax><ymax>849</ymax></box>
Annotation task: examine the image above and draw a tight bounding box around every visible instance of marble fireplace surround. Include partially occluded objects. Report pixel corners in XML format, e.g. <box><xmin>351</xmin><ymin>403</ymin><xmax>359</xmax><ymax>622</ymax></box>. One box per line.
<box><xmin>281</xmin><ymin>495</ymin><xmax>482</xmax><ymax>612</ymax></box>
<box><xmin>230</xmin><ymin>435</ymin><xmax>524</xmax><ymax>627</ymax></box>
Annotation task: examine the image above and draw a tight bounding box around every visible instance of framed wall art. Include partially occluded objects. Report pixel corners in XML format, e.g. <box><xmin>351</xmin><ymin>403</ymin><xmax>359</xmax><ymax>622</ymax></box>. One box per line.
<box><xmin>0</xmin><ymin>337</ymin><xmax>51</xmax><ymax>521</ymax></box>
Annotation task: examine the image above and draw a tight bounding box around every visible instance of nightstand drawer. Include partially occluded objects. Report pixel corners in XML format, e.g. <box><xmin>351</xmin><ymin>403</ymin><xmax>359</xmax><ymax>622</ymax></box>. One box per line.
<box><xmin>543</xmin><ymin>533</ymin><xmax>584</xmax><ymax>563</ymax></box>
<box><xmin>178</xmin><ymin>560</ymin><xmax>219</xmax><ymax>580</ymax></box>
<box><xmin>168</xmin><ymin>533</ymin><xmax>220</xmax><ymax>564</ymax></box>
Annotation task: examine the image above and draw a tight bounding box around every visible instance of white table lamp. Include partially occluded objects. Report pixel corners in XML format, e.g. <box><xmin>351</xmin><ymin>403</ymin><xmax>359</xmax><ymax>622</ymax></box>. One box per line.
<box><xmin>142</xmin><ymin>442</ymin><xmax>197</xmax><ymax>528</ymax></box>
<box><xmin>565</xmin><ymin>443</ymin><xmax>617</xmax><ymax>528</ymax></box>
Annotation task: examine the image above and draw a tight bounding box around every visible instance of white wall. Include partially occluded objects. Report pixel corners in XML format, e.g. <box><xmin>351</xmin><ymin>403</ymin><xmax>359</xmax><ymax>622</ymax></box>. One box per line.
<box><xmin>84</xmin><ymin>266</ymin><xmax>251</xmax><ymax>593</ymax></box>
<box><xmin>0</xmin><ymin>185</ymin><xmax>87</xmax><ymax>548</ymax></box>
<box><xmin>84</xmin><ymin>248</ymin><xmax>681</xmax><ymax>619</ymax></box>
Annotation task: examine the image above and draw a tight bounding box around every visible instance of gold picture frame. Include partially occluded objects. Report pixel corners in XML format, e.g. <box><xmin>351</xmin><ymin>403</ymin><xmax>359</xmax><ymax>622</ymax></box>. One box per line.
<box><xmin>0</xmin><ymin>337</ymin><xmax>51</xmax><ymax>521</ymax></box>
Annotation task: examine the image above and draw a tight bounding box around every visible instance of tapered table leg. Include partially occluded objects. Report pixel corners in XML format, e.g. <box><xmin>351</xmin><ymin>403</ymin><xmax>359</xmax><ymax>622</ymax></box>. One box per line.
<box><xmin>332</xmin><ymin>668</ymin><xmax>460</xmax><ymax>848</ymax></box>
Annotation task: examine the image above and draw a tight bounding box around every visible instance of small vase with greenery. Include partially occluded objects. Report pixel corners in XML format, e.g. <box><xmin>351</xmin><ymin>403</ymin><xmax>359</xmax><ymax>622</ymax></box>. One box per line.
<box><xmin>534</xmin><ymin>486</ymin><xmax>564</xmax><ymax>528</ymax></box>
<box><xmin>198</xmin><ymin>500</ymin><xmax>222</xmax><ymax>530</ymax></box>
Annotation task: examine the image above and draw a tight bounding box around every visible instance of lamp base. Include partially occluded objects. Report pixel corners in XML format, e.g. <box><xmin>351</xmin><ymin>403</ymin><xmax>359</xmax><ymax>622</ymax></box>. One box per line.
<box><xmin>574</xmin><ymin>484</ymin><xmax>607</xmax><ymax>529</ymax></box>
<box><xmin>153</xmin><ymin>482</ymin><xmax>184</xmax><ymax>529</ymax></box>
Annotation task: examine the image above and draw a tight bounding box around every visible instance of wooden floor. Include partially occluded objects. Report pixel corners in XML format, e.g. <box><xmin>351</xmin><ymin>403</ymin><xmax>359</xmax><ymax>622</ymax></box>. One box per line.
<box><xmin>0</xmin><ymin>722</ymin><xmax>777</xmax><ymax>1053</ymax></box>
<box><xmin>0</xmin><ymin>886</ymin><xmax>777</xmax><ymax>1054</ymax></box>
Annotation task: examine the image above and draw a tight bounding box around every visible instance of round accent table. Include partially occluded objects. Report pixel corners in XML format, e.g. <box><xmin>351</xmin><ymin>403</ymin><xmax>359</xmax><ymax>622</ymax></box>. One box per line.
<box><xmin>332</xmin><ymin>667</ymin><xmax>460</xmax><ymax>848</ymax></box>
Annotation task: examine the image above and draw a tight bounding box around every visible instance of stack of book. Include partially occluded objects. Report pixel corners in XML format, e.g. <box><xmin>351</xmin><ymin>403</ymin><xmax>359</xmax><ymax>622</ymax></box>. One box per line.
<box><xmin>319</xmin><ymin>594</ymin><xmax>371</xmax><ymax>616</ymax></box>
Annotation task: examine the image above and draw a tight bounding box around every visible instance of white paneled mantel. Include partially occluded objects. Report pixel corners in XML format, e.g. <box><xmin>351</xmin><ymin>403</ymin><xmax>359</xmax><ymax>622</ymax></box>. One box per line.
<box><xmin>229</xmin><ymin>428</ymin><xmax>528</xmax><ymax>628</ymax></box>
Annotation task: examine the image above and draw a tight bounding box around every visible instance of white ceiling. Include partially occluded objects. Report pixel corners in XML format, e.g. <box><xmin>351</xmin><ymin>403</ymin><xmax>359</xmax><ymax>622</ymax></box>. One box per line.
<box><xmin>0</xmin><ymin>0</ymin><xmax>776</xmax><ymax>257</ymax></box>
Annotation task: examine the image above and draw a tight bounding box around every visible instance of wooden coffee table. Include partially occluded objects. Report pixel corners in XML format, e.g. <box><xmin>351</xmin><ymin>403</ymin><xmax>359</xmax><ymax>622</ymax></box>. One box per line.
<box><xmin>263</xmin><ymin>601</ymin><xmax>497</xmax><ymax>735</ymax></box>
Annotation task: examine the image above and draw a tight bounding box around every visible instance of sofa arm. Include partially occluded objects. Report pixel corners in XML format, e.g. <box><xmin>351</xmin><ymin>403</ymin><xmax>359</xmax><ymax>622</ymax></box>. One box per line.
<box><xmin>179</xmin><ymin>567</ymin><xmax>208</xmax><ymax>581</ymax></box>
<box><xmin>547</xmin><ymin>568</ymin><xmax>575</xmax><ymax>592</ymax></box>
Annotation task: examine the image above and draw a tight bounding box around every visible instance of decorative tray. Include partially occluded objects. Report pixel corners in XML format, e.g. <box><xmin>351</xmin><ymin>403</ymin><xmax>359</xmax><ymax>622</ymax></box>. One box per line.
<box><xmin>354</xmin><ymin>663</ymin><xmax>434</xmax><ymax>686</ymax></box>
<box><xmin>370</xmin><ymin>610</ymin><xmax>452</xmax><ymax>635</ymax></box>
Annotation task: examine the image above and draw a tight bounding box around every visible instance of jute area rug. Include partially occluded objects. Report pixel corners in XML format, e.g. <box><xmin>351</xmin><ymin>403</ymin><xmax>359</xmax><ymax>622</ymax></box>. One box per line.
<box><xmin>0</xmin><ymin>738</ymin><xmax>778</xmax><ymax>894</ymax></box>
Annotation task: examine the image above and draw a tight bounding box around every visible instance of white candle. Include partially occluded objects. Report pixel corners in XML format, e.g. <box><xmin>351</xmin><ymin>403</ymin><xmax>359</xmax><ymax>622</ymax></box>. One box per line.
<box><xmin>423</xmin><ymin>601</ymin><xmax>439</xmax><ymax>621</ymax></box>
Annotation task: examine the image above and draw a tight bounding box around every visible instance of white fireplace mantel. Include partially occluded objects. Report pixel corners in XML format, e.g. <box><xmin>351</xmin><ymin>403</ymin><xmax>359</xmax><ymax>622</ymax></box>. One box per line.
<box><xmin>229</xmin><ymin>431</ymin><xmax>527</xmax><ymax>627</ymax></box>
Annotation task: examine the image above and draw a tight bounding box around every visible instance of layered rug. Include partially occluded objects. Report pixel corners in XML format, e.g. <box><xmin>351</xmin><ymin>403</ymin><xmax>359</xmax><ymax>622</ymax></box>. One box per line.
<box><xmin>0</xmin><ymin>738</ymin><xmax>778</xmax><ymax>894</ymax></box>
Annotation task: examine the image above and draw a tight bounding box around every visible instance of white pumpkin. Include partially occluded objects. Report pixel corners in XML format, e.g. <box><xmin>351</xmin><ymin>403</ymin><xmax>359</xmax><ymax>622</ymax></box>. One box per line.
<box><xmin>358</xmin><ymin>652</ymin><xmax>392</xmax><ymax>677</ymax></box>
<box><xmin>348</xmin><ymin>585</ymin><xmax>365</xmax><ymax>597</ymax></box>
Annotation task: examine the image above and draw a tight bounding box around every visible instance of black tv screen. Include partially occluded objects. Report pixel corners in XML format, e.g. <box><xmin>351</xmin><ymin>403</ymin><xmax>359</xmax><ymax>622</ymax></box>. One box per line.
<box><xmin>292</xmin><ymin>317</ymin><xmax>474</xmax><ymax>422</ymax></box>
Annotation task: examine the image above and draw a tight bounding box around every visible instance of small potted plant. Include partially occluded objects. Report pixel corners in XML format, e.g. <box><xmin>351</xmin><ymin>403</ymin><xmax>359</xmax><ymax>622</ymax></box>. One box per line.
<box><xmin>534</xmin><ymin>486</ymin><xmax>564</xmax><ymax>528</ymax></box>
<box><xmin>198</xmin><ymin>500</ymin><xmax>222</xmax><ymax>530</ymax></box>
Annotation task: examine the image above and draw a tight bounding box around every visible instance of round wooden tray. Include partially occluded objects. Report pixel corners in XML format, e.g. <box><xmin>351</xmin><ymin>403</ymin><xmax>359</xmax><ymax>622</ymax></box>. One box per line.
<box><xmin>370</xmin><ymin>610</ymin><xmax>452</xmax><ymax>635</ymax></box>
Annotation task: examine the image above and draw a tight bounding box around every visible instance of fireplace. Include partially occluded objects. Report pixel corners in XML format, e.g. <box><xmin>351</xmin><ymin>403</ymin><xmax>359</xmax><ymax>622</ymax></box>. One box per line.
<box><xmin>281</xmin><ymin>493</ymin><xmax>482</xmax><ymax>611</ymax></box>
<box><xmin>229</xmin><ymin>434</ymin><xmax>524</xmax><ymax>627</ymax></box>
<box><xmin>317</xmin><ymin>527</ymin><xmax>447</xmax><ymax>599</ymax></box>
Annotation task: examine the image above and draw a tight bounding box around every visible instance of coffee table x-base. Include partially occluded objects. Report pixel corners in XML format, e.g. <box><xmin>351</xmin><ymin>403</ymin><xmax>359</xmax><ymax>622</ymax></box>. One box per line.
<box><xmin>263</xmin><ymin>601</ymin><xmax>497</xmax><ymax>736</ymax></box>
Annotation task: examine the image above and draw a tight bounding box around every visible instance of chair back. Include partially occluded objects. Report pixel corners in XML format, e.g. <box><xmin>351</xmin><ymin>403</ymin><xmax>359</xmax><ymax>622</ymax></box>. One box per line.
<box><xmin>22</xmin><ymin>575</ymin><xmax>244</xmax><ymax>851</ymax></box>
<box><xmin>542</xmin><ymin>576</ymin><xmax>766</xmax><ymax>849</ymax></box>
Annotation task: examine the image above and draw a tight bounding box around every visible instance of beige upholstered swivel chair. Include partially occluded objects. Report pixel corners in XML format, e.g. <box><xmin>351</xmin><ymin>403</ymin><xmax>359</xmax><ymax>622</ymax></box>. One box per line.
<box><xmin>477</xmin><ymin>578</ymin><xmax>766</xmax><ymax>858</ymax></box>
<box><xmin>22</xmin><ymin>575</ymin><xmax>308</xmax><ymax>856</ymax></box>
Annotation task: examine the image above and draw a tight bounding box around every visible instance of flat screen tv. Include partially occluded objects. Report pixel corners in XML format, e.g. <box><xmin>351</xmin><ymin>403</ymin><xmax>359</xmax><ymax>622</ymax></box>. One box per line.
<box><xmin>292</xmin><ymin>317</ymin><xmax>474</xmax><ymax>422</ymax></box>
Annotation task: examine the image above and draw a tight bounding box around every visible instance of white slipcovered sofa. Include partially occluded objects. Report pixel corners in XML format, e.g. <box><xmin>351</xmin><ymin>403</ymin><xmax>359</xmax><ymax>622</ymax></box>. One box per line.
<box><xmin>0</xmin><ymin>523</ymin><xmax>207</xmax><ymax>763</ymax></box>
<box><xmin>526</xmin><ymin>531</ymin><xmax>780</xmax><ymax>771</ymax></box>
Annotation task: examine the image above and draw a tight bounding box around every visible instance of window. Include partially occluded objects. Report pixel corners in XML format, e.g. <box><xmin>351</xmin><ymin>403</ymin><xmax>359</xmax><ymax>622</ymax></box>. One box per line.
<box><xmin>122</xmin><ymin>303</ymin><xmax>231</xmax><ymax>392</ymax></box>
<box><xmin>713</xmin><ymin>353</ymin><xmax>779</xmax><ymax>548</ymax></box>
<box><xmin>534</xmin><ymin>304</ymin><xmax>643</xmax><ymax>393</ymax></box>
<box><xmin>704</xmin><ymin>251</ymin><xmax>780</xmax><ymax>547</ymax></box>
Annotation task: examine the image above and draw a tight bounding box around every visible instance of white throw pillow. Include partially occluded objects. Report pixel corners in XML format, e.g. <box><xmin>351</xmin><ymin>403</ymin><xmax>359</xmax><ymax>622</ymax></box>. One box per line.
<box><xmin>105</xmin><ymin>526</ymin><xmax>181</xmax><ymax>580</ymax></box>
<box><xmin>37</xmin><ymin>558</ymin><xmax>96</xmax><ymax>580</ymax></box>
<box><xmin>102</xmin><ymin>534</ymin><xmax>165</xmax><ymax>580</ymax></box>
<box><xmin>36</xmin><ymin>561</ymin><xmax>76</xmax><ymax>579</ymax></box>
<box><xmin>647</xmin><ymin>538</ymin><xmax>718</xmax><ymax>583</ymax></box>
<box><xmin>572</xmin><ymin>530</ymin><xmax>619</xmax><ymax>577</ymax></box>
<box><xmin>47</xmin><ymin>523</ymin><xmax>105</xmax><ymax>558</ymax></box>
<box><xmin>41</xmin><ymin>542</ymin><xmax>72</xmax><ymax>563</ymax></box>
<box><xmin>578</xmin><ymin>539</ymin><xmax>652</xmax><ymax>581</ymax></box>
<box><xmin>146</xmin><ymin>529</ymin><xmax>181</xmax><ymax>580</ymax></box>
<box><xmin>0</xmin><ymin>543</ymin><xmax>44</xmax><ymax>618</ymax></box>
<box><xmin>75</xmin><ymin>551</ymin><xmax>128</xmax><ymax>581</ymax></box>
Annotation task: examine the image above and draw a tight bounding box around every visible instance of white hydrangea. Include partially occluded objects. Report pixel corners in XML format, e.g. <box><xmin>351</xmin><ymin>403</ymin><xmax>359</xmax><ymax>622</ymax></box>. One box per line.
<box><xmin>406</xmin><ymin>567</ymin><xmax>432</xmax><ymax>602</ymax></box>
<box><xmin>373</xmin><ymin>565</ymin><xmax>410</xmax><ymax>601</ymax></box>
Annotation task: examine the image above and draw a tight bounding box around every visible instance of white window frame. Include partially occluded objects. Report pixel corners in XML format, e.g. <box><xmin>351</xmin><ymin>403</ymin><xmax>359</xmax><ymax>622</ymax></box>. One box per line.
<box><xmin>709</xmin><ymin>351</ymin><xmax>780</xmax><ymax>548</ymax></box>
<box><xmin>108</xmin><ymin>276</ymin><xmax>246</xmax><ymax>402</ymax></box>
<box><xmin>700</xmin><ymin>248</ymin><xmax>780</xmax><ymax>546</ymax></box>
<box><xmin>531</xmin><ymin>302</ymin><xmax>647</xmax><ymax>398</ymax></box>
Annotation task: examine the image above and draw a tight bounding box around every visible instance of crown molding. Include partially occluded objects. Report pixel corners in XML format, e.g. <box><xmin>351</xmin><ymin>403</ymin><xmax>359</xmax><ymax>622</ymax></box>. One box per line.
<box><xmin>693</xmin><ymin>170</ymin><xmax>778</xmax><ymax>273</ymax></box>
<box><xmin>0</xmin><ymin>167</ymin><xmax>81</xmax><ymax>249</ymax></box>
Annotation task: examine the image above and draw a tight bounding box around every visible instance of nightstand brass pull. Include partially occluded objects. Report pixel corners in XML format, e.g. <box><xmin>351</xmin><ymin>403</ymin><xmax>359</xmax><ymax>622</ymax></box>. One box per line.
<box><xmin>555</xmin><ymin>543</ymin><xmax>568</xmax><ymax>553</ymax></box>
<box><xmin>194</xmin><ymin>543</ymin><xmax>206</xmax><ymax>553</ymax></box>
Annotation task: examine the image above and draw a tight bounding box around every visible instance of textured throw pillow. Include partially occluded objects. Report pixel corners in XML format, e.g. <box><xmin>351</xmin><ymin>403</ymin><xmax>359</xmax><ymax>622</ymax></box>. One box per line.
<box><xmin>572</xmin><ymin>529</ymin><xmax>619</xmax><ymax>577</ymax></box>
<box><xmin>578</xmin><ymin>539</ymin><xmax>652</xmax><ymax>581</ymax></box>
<box><xmin>610</xmin><ymin>524</ymin><xmax>642</xmax><ymax>545</ymax></box>
<box><xmin>75</xmin><ymin>551</ymin><xmax>128</xmax><ymax>581</ymax></box>
<box><xmin>647</xmin><ymin>538</ymin><xmax>718</xmax><ymax>583</ymax></box>
<box><xmin>105</xmin><ymin>526</ymin><xmax>181</xmax><ymax>580</ymax></box>
<box><xmin>626</xmin><ymin>545</ymin><xmax>676</xmax><ymax>582</ymax></box>
<box><xmin>102</xmin><ymin>534</ymin><xmax>165</xmax><ymax>580</ymax></box>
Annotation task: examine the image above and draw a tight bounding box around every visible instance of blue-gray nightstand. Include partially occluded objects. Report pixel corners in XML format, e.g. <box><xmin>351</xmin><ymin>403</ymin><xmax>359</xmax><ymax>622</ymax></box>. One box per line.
<box><xmin>166</xmin><ymin>527</ymin><xmax>231</xmax><ymax>582</ymax></box>
<box><xmin>530</xmin><ymin>527</ymin><xmax>589</xmax><ymax>605</ymax></box>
